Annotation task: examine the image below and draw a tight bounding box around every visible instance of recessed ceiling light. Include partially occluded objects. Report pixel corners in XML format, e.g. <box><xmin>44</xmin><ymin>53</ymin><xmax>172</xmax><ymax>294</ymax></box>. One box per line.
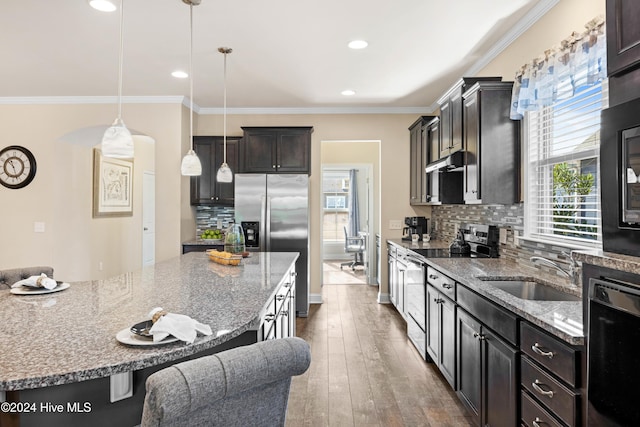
<box><xmin>171</xmin><ymin>70</ymin><xmax>189</xmax><ymax>79</ymax></box>
<box><xmin>348</xmin><ymin>40</ymin><xmax>368</xmax><ymax>49</ymax></box>
<box><xmin>341</xmin><ymin>90</ymin><xmax>356</xmax><ymax>96</ymax></box>
<box><xmin>88</xmin><ymin>0</ymin><xmax>117</xmax><ymax>12</ymax></box>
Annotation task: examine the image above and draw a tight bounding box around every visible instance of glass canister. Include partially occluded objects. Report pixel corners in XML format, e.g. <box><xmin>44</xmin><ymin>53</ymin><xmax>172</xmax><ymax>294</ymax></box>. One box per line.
<box><xmin>224</xmin><ymin>223</ymin><xmax>246</xmax><ymax>254</ymax></box>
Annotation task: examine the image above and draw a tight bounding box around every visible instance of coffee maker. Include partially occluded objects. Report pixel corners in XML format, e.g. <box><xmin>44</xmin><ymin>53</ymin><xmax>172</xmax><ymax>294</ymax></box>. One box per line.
<box><xmin>402</xmin><ymin>216</ymin><xmax>429</xmax><ymax>241</ymax></box>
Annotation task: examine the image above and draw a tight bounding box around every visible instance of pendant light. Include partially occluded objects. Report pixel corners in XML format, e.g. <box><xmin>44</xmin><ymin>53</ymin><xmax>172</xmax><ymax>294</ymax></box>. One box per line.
<box><xmin>101</xmin><ymin>0</ymin><xmax>134</xmax><ymax>158</ymax></box>
<box><xmin>216</xmin><ymin>47</ymin><xmax>233</xmax><ymax>183</ymax></box>
<box><xmin>180</xmin><ymin>0</ymin><xmax>202</xmax><ymax>176</ymax></box>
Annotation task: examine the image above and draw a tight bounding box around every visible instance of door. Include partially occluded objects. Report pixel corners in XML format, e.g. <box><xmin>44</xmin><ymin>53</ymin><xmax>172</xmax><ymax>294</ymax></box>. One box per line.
<box><xmin>483</xmin><ymin>328</ymin><xmax>518</xmax><ymax>427</ymax></box>
<box><xmin>457</xmin><ymin>308</ymin><xmax>482</xmax><ymax>426</ymax></box>
<box><xmin>464</xmin><ymin>92</ymin><xmax>480</xmax><ymax>202</ymax></box>
<box><xmin>268</xmin><ymin>174</ymin><xmax>309</xmax><ymax>316</ymax></box>
<box><xmin>426</xmin><ymin>284</ymin><xmax>440</xmax><ymax>362</ymax></box>
<box><xmin>234</xmin><ymin>174</ymin><xmax>267</xmax><ymax>250</ymax></box>
<box><xmin>142</xmin><ymin>171</ymin><xmax>155</xmax><ymax>266</ymax></box>
<box><xmin>440</xmin><ymin>295</ymin><xmax>456</xmax><ymax>388</ymax></box>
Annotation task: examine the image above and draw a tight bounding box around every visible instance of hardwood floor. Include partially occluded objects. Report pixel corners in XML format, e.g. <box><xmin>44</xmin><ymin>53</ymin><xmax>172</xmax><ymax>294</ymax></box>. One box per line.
<box><xmin>286</xmin><ymin>284</ymin><xmax>473</xmax><ymax>427</ymax></box>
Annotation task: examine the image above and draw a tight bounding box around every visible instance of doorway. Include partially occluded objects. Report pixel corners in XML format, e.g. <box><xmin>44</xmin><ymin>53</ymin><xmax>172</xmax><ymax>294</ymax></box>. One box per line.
<box><xmin>321</xmin><ymin>166</ymin><xmax>371</xmax><ymax>285</ymax></box>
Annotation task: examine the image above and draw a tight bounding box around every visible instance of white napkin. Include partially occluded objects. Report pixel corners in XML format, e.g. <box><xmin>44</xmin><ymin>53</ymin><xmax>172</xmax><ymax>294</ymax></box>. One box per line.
<box><xmin>147</xmin><ymin>307</ymin><xmax>213</xmax><ymax>344</ymax></box>
<box><xmin>11</xmin><ymin>273</ymin><xmax>57</xmax><ymax>290</ymax></box>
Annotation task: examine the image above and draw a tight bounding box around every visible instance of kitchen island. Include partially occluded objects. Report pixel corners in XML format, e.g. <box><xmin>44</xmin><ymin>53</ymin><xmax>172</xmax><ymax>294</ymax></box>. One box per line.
<box><xmin>0</xmin><ymin>251</ymin><xmax>298</xmax><ymax>427</ymax></box>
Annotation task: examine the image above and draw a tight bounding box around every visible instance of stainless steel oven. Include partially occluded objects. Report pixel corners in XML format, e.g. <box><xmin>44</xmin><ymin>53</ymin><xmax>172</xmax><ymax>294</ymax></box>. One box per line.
<box><xmin>405</xmin><ymin>253</ymin><xmax>427</xmax><ymax>359</ymax></box>
<box><xmin>587</xmin><ymin>276</ymin><xmax>640</xmax><ymax>426</ymax></box>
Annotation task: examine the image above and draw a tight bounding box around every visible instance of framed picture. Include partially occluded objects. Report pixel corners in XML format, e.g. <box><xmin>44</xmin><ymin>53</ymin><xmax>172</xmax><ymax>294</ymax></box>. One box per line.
<box><xmin>93</xmin><ymin>149</ymin><xmax>133</xmax><ymax>218</ymax></box>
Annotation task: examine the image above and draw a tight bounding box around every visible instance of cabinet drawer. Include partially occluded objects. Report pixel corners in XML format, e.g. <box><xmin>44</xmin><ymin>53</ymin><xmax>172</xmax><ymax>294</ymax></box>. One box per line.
<box><xmin>521</xmin><ymin>391</ymin><xmax>564</xmax><ymax>427</ymax></box>
<box><xmin>457</xmin><ymin>285</ymin><xmax>518</xmax><ymax>345</ymax></box>
<box><xmin>426</xmin><ymin>267</ymin><xmax>456</xmax><ymax>299</ymax></box>
<box><xmin>520</xmin><ymin>322</ymin><xmax>579</xmax><ymax>387</ymax></box>
<box><xmin>521</xmin><ymin>356</ymin><xmax>579</xmax><ymax>426</ymax></box>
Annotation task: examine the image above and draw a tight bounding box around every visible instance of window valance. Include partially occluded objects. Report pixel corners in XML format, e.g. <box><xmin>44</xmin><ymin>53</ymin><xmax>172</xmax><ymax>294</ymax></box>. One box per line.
<box><xmin>510</xmin><ymin>16</ymin><xmax>606</xmax><ymax>120</ymax></box>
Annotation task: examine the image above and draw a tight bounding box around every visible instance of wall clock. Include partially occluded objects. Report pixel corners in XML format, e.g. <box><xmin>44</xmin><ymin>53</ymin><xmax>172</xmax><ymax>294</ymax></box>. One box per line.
<box><xmin>0</xmin><ymin>145</ymin><xmax>37</xmax><ymax>189</ymax></box>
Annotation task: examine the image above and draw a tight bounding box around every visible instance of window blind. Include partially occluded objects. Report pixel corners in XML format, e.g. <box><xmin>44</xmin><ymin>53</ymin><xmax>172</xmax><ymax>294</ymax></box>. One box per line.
<box><xmin>525</xmin><ymin>80</ymin><xmax>608</xmax><ymax>245</ymax></box>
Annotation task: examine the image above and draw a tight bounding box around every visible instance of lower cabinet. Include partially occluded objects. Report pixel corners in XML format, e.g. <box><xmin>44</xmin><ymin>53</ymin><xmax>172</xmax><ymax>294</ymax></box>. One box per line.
<box><xmin>259</xmin><ymin>264</ymin><xmax>296</xmax><ymax>341</ymax></box>
<box><xmin>426</xmin><ymin>269</ymin><xmax>456</xmax><ymax>388</ymax></box>
<box><xmin>457</xmin><ymin>308</ymin><xmax>519</xmax><ymax>427</ymax></box>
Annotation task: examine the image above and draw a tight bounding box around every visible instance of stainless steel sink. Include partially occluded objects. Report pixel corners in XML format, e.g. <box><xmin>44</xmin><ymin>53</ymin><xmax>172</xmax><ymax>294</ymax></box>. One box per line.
<box><xmin>478</xmin><ymin>278</ymin><xmax>580</xmax><ymax>302</ymax></box>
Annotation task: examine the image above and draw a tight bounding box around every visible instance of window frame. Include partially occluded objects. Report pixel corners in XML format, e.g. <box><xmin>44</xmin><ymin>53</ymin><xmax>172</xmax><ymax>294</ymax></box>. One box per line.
<box><xmin>522</xmin><ymin>82</ymin><xmax>607</xmax><ymax>250</ymax></box>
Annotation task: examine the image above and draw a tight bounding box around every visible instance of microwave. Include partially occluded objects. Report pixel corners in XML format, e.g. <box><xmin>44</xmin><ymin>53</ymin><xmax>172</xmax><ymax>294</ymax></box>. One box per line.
<box><xmin>601</xmin><ymin>98</ymin><xmax>640</xmax><ymax>256</ymax></box>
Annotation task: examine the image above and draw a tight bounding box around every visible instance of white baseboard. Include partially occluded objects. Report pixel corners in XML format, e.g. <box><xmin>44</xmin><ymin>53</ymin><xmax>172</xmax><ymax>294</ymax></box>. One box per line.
<box><xmin>377</xmin><ymin>292</ymin><xmax>390</xmax><ymax>304</ymax></box>
<box><xmin>309</xmin><ymin>293</ymin><xmax>323</xmax><ymax>304</ymax></box>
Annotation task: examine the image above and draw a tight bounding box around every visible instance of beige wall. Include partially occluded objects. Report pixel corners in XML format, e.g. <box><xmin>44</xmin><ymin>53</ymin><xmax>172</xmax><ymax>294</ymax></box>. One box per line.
<box><xmin>196</xmin><ymin>114</ymin><xmax>421</xmax><ymax>300</ymax></box>
<box><xmin>0</xmin><ymin>103</ymin><xmax>185</xmax><ymax>281</ymax></box>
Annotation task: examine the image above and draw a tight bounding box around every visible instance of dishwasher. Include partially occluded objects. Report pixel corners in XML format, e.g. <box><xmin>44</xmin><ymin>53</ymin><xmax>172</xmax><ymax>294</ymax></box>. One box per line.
<box><xmin>587</xmin><ymin>276</ymin><xmax>640</xmax><ymax>426</ymax></box>
<box><xmin>404</xmin><ymin>252</ymin><xmax>427</xmax><ymax>360</ymax></box>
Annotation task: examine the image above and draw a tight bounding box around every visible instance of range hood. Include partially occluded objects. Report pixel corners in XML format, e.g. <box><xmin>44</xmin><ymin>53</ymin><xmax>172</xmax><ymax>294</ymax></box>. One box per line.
<box><xmin>425</xmin><ymin>151</ymin><xmax>464</xmax><ymax>173</ymax></box>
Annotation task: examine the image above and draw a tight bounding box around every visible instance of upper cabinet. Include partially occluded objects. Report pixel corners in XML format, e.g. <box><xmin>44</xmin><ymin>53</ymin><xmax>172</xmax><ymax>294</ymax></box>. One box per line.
<box><xmin>606</xmin><ymin>0</ymin><xmax>640</xmax><ymax>77</ymax></box>
<box><xmin>240</xmin><ymin>127</ymin><xmax>313</xmax><ymax>174</ymax></box>
<box><xmin>606</xmin><ymin>0</ymin><xmax>640</xmax><ymax>107</ymax></box>
<box><xmin>437</xmin><ymin>77</ymin><xmax>502</xmax><ymax>159</ymax></box>
<box><xmin>191</xmin><ymin>136</ymin><xmax>241</xmax><ymax>206</ymax></box>
<box><xmin>409</xmin><ymin>116</ymin><xmax>436</xmax><ymax>205</ymax></box>
<box><xmin>462</xmin><ymin>81</ymin><xmax>520</xmax><ymax>205</ymax></box>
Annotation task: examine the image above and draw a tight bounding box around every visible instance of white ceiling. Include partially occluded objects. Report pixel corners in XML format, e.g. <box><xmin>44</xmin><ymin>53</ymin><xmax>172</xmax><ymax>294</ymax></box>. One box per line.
<box><xmin>0</xmin><ymin>0</ymin><xmax>549</xmax><ymax>113</ymax></box>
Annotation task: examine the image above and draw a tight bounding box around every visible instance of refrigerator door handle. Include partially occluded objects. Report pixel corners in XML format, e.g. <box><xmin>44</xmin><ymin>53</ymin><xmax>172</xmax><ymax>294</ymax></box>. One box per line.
<box><xmin>266</xmin><ymin>196</ymin><xmax>272</xmax><ymax>251</ymax></box>
<box><xmin>260</xmin><ymin>195</ymin><xmax>267</xmax><ymax>251</ymax></box>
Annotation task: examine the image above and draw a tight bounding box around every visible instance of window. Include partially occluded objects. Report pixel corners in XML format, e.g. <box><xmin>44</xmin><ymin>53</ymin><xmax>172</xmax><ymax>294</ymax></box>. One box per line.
<box><xmin>322</xmin><ymin>171</ymin><xmax>350</xmax><ymax>241</ymax></box>
<box><xmin>525</xmin><ymin>81</ymin><xmax>607</xmax><ymax>246</ymax></box>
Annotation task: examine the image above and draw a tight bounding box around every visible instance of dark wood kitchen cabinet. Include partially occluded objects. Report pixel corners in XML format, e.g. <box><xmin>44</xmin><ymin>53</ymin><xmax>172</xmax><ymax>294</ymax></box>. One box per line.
<box><xmin>240</xmin><ymin>127</ymin><xmax>313</xmax><ymax>174</ymax></box>
<box><xmin>437</xmin><ymin>77</ymin><xmax>502</xmax><ymax>159</ymax></box>
<box><xmin>462</xmin><ymin>81</ymin><xmax>520</xmax><ymax>204</ymax></box>
<box><xmin>606</xmin><ymin>0</ymin><xmax>640</xmax><ymax>106</ymax></box>
<box><xmin>606</xmin><ymin>0</ymin><xmax>640</xmax><ymax>77</ymax></box>
<box><xmin>409</xmin><ymin>116</ymin><xmax>436</xmax><ymax>205</ymax></box>
<box><xmin>426</xmin><ymin>266</ymin><xmax>456</xmax><ymax>388</ymax></box>
<box><xmin>191</xmin><ymin>136</ymin><xmax>240</xmax><ymax>205</ymax></box>
<box><xmin>456</xmin><ymin>285</ymin><xmax>518</xmax><ymax>427</ymax></box>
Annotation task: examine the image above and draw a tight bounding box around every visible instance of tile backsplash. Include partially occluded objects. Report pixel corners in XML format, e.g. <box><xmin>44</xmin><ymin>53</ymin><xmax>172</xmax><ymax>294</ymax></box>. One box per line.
<box><xmin>431</xmin><ymin>203</ymin><xmax>577</xmax><ymax>281</ymax></box>
<box><xmin>195</xmin><ymin>206</ymin><xmax>235</xmax><ymax>237</ymax></box>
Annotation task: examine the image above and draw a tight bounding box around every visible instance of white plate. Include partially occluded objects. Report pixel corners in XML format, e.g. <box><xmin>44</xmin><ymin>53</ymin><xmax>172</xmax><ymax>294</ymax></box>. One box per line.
<box><xmin>10</xmin><ymin>282</ymin><xmax>70</xmax><ymax>295</ymax></box>
<box><xmin>115</xmin><ymin>328</ymin><xmax>179</xmax><ymax>346</ymax></box>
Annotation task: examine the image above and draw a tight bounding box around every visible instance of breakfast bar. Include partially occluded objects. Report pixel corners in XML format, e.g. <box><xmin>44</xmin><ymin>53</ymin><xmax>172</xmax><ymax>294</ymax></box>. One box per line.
<box><xmin>0</xmin><ymin>251</ymin><xmax>299</xmax><ymax>427</ymax></box>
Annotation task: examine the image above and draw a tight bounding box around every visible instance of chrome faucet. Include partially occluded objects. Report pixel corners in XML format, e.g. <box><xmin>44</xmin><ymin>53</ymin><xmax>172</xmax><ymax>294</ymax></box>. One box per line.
<box><xmin>530</xmin><ymin>255</ymin><xmax>575</xmax><ymax>279</ymax></box>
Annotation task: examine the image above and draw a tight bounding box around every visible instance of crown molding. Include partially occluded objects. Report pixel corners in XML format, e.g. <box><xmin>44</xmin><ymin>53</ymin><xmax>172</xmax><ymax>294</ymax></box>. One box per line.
<box><xmin>198</xmin><ymin>106</ymin><xmax>434</xmax><ymax>115</ymax></box>
<box><xmin>0</xmin><ymin>95</ymin><xmax>187</xmax><ymax>105</ymax></box>
<box><xmin>464</xmin><ymin>0</ymin><xmax>560</xmax><ymax>77</ymax></box>
<box><xmin>431</xmin><ymin>0</ymin><xmax>560</xmax><ymax>112</ymax></box>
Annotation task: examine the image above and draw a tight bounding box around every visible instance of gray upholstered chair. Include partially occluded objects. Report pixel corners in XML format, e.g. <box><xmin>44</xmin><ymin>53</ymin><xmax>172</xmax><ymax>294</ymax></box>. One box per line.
<box><xmin>141</xmin><ymin>337</ymin><xmax>311</xmax><ymax>427</ymax></box>
<box><xmin>0</xmin><ymin>266</ymin><xmax>54</xmax><ymax>290</ymax></box>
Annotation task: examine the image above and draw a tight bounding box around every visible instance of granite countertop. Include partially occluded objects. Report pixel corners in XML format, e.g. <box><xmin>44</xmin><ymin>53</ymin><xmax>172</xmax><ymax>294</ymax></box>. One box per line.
<box><xmin>388</xmin><ymin>239</ymin><xmax>583</xmax><ymax>345</ymax></box>
<box><xmin>182</xmin><ymin>239</ymin><xmax>225</xmax><ymax>246</ymax></box>
<box><xmin>387</xmin><ymin>238</ymin><xmax>450</xmax><ymax>250</ymax></box>
<box><xmin>573</xmin><ymin>249</ymin><xmax>640</xmax><ymax>275</ymax></box>
<box><xmin>0</xmin><ymin>251</ymin><xmax>298</xmax><ymax>391</ymax></box>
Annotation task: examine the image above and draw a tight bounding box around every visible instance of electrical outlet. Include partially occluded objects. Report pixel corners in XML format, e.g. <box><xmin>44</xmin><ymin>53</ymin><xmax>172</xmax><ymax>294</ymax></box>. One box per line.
<box><xmin>389</xmin><ymin>219</ymin><xmax>403</xmax><ymax>230</ymax></box>
<box><xmin>99</xmin><ymin>262</ymin><xmax>103</xmax><ymax>271</ymax></box>
<box><xmin>499</xmin><ymin>228</ymin><xmax>508</xmax><ymax>244</ymax></box>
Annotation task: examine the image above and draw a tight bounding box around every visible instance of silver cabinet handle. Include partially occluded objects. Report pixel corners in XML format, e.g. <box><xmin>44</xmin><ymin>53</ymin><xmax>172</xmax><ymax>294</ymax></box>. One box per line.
<box><xmin>429</xmin><ymin>274</ymin><xmax>438</xmax><ymax>280</ymax></box>
<box><xmin>442</xmin><ymin>283</ymin><xmax>452</xmax><ymax>289</ymax></box>
<box><xmin>532</xmin><ymin>343</ymin><xmax>554</xmax><ymax>359</ymax></box>
<box><xmin>272</xmin><ymin>165</ymin><xmax>276</xmax><ymax>168</ymax></box>
<box><xmin>264</xmin><ymin>314</ymin><xmax>276</xmax><ymax>322</ymax></box>
<box><xmin>276</xmin><ymin>295</ymin><xmax>285</xmax><ymax>301</ymax></box>
<box><xmin>532</xmin><ymin>417</ymin><xmax>548</xmax><ymax>427</ymax></box>
<box><xmin>532</xmin><ymin>380</ymin><xmax>555</xmax><ymax>398</ymax></box>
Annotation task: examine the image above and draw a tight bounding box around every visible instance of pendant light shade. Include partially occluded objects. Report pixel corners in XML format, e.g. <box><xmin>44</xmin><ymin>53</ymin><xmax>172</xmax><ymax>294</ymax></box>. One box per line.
<box><xmin>101</xmin><ymin>0</ymin><xmax>134</xmax><ymax>158</ymax></box>
<box><xmin>216</xmin><ymin>47</ymin><xmax>233</xmax><ymax>183</ymax></box>
<box><xmin>180</xmin><ymin>0</ymin><xmax>202</xmax><ymax>176</ymax></box>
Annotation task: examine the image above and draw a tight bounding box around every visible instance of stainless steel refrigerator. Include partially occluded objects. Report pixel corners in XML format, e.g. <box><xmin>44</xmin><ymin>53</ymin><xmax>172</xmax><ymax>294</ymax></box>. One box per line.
<box><xmin>234</xmin><ymin>174</ymin><xmax>310</xmax><ymax>317</ymax></box>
